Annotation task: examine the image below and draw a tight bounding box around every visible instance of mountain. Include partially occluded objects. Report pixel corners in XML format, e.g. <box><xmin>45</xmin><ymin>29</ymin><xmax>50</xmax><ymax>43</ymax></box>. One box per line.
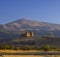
<box><xmin>0</xmin><ymin>18</ymin><xmax>60</xmax><ymax>48</ymax></box>
<box><xmin>0</xmin><ymin>18</ymin><xmax>60</xmax><ymax>36</ymax></box>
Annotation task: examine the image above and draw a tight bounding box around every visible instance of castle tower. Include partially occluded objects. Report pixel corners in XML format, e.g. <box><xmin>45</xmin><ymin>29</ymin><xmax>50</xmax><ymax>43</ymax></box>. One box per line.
<box><xmin>26</xmin><ymin>32</ymin><xmax>30</xmax><ymax>37</ymax></box>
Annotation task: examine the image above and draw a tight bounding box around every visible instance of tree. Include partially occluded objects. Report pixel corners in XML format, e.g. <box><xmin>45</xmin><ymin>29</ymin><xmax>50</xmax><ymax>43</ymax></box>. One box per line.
<box><xmin>40</xmin><ymin>45</ymin><xmax>52</xmax><ymax>51</ymax></box>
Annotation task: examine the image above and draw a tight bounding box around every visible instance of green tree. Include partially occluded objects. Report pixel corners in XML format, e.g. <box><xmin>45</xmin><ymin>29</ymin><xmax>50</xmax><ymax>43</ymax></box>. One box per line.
<box><xmin>40</xmin><ymin>45</ymin><xmax>52</xmax><ymax>51</ymax></box>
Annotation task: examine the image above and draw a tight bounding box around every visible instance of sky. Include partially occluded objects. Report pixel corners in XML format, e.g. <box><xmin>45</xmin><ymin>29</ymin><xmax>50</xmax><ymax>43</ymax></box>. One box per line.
<box><xmin>0</xmin><ymin>0</ymin><xmax>60</xmax><ymax>24</ymax></box>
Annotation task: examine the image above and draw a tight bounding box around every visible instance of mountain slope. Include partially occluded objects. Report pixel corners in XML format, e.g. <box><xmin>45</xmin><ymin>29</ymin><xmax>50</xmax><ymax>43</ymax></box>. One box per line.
<box><xmin>0</xmin><ymin>18</ymin><xmax>60</xmax><ymax>36</ymax></box>
<box><xmin>6</xmin><ymin>19</ymin><xmax>60</xmax><ymax>31</ymax></box>
<box><xmin>0</xmin><ymin>18</ymin><xmax>60</xmax><ymax>48</ymax></box>
<box><xmin>1</xmin><ymin>18</ymin><xmax>60</xmax><ymax>31</ymax></box>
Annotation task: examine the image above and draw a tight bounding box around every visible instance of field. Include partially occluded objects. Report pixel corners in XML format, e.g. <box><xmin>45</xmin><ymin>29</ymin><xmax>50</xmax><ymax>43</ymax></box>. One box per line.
<box><xmin>1</xmin><ymin>55</ymin><xmax>60</xmax><ymax>57</ymax></box>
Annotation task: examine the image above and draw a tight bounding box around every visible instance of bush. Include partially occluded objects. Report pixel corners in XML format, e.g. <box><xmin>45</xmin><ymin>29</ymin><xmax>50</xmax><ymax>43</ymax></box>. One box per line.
<box><xmin>21</xmin><ymin>45</ymin><xmax>31</xmax><ymax>50</ymax></box>
<box><xmin>40</xmin><ymin>45</ymin><xmax>52</xmax><ymax>51</ymax></box>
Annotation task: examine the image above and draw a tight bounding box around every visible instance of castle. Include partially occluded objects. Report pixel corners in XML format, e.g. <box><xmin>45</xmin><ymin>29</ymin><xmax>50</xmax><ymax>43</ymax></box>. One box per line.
<box><xmin>21</xmin><ymin>32</ymin><xmax>34</xmax><ymax>37</ymax></box>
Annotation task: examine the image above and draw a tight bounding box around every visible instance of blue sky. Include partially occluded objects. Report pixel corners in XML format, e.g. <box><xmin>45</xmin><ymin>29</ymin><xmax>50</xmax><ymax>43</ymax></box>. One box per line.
<box><xmin>0</xmin><ymin>0</ymin><xmax>60</xmax><ymax>24</ymax></box>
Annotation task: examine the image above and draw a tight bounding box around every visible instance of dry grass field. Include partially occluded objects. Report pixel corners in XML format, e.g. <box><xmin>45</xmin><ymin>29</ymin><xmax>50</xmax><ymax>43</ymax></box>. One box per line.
<box><xmin>2</xmin><ymin>55</ymin><xmax>60</xmax><ymax>57</ymax></box>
